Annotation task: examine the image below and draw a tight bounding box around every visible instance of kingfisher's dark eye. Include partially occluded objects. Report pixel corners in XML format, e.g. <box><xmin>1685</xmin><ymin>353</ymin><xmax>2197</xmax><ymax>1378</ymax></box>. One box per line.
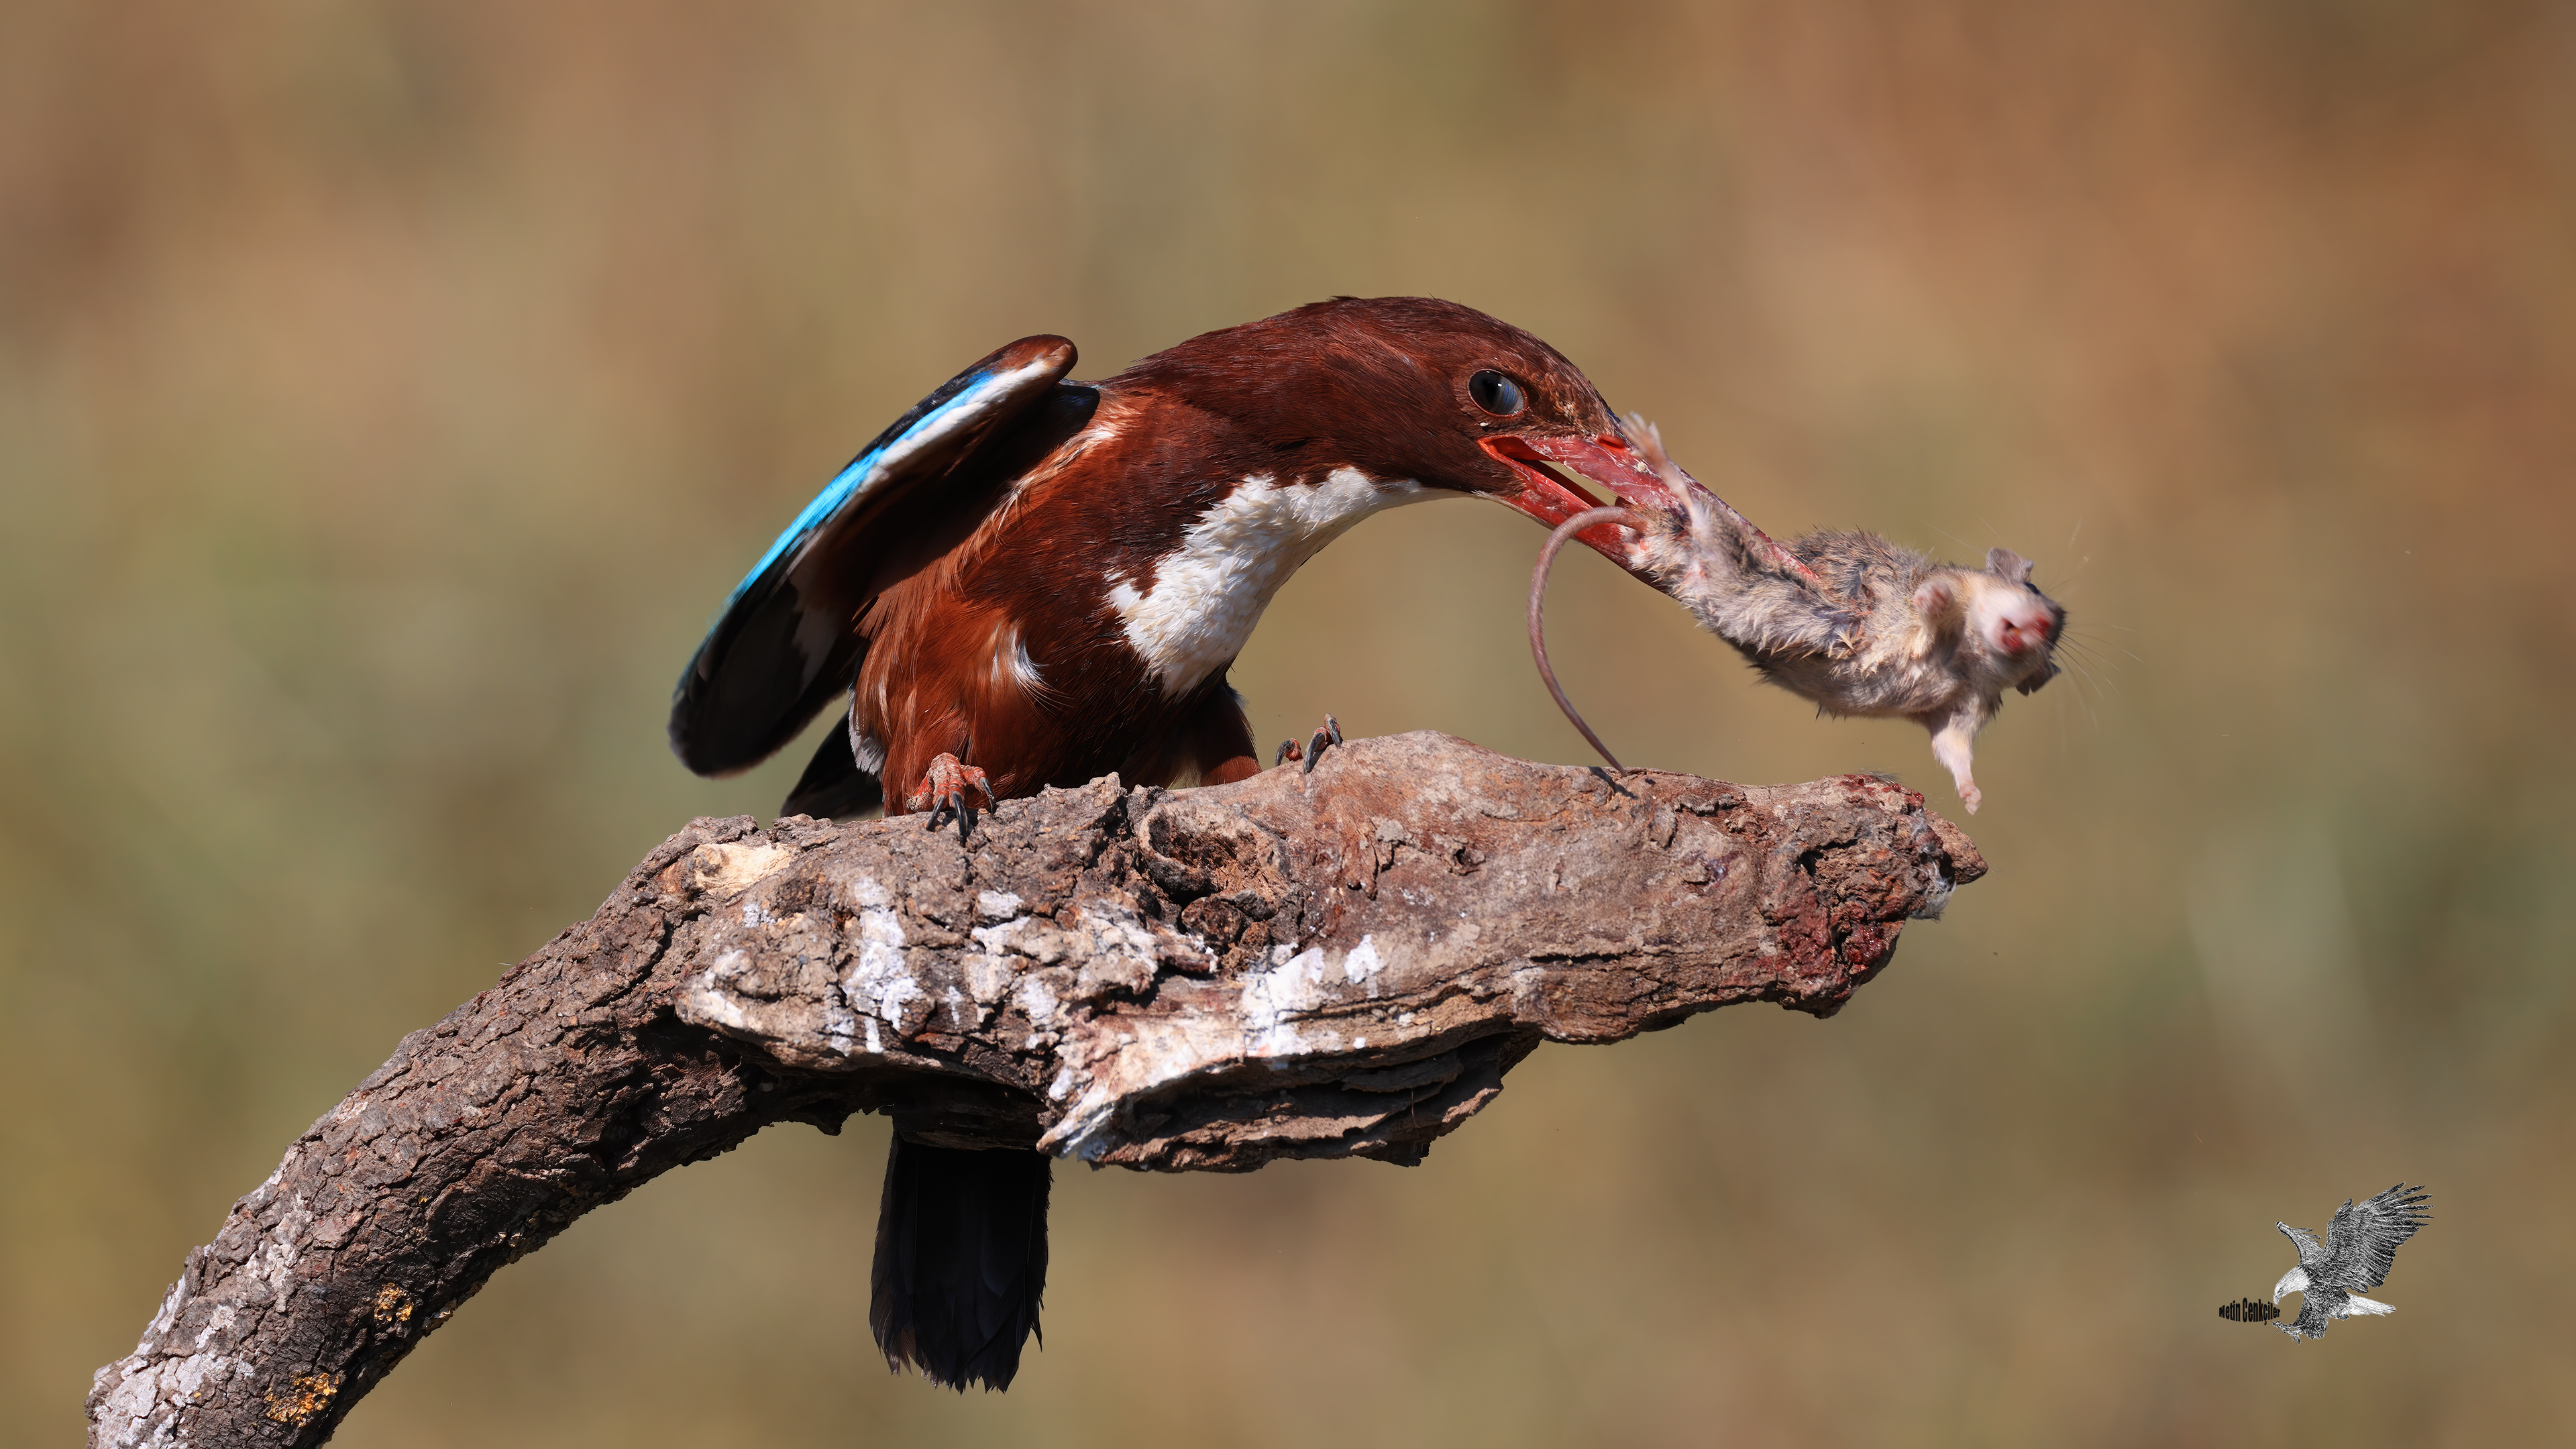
<box><xmin>1468</xmin><ymin>370</ymin><xmax>1527</xmax><ymax>417</ymax></box>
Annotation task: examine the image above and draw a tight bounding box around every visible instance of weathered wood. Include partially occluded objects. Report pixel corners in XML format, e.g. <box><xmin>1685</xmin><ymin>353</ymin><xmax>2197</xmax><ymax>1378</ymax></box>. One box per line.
<box><xmin>87</xmin><ymin>732</ymin><xmax>1982</xmax><ymax>1447</ymax></box>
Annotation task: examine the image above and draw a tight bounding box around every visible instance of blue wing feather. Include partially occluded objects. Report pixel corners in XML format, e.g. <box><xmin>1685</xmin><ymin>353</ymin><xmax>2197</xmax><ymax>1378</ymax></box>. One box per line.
<box><xmin>723</xmin><ymin>348</ymin><xmax>1058</xmax><ymax>608</ymax></box>
<box><xmin>669</xmin><ymin>335</ymin><xmax>1077</xmax><ymax>776</ymax></box>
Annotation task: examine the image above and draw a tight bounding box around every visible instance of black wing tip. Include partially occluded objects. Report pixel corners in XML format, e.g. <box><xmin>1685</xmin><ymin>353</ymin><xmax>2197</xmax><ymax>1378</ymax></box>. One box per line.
<box><xmin>667</xmin><ymin>606</ymin><xmax>857</xmax><ymax>780</ymax></box>
<box><xmin>666</xmin><ymin>711</ymin><xmax>727</xmax><ymax>777</ymax></box>
<box><xmin>666</xmin><ymin>706</ymin><xmax>827</xmax><ymax>780</ymax></box>
<box><xmin>664</xmin><ymin>614</ymin><xmax>765</xmax><ymax>777</ymax></box>
<box><xmin>666</xmin><ymin>680</ymin><xmax>722</xmax><ymax>775</ymax></box>
<box><xmin>665</xmin><ymin>682</ymin><xmax>769</xmax><ymax>778</ymax></box>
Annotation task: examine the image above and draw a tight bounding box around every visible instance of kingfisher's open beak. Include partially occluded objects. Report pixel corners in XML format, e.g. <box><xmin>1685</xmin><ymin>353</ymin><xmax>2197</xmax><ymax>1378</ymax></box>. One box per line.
<box><xmin>1484</xmin><ymin>425</ymin><xmax>1836</xmax><ymax>599</ymax></box>
<box><xmin>1479</xmin><ymin>432</ymin><xmax>1676</xmax><ymax>579</ymax></box>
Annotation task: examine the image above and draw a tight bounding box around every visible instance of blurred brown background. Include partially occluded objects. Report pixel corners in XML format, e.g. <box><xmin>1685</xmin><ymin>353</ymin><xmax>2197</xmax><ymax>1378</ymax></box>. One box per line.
<box><xmin>6</xmin><ymin>1</ymin><xmax>2571</xmax><ymax>1444</ymax></box>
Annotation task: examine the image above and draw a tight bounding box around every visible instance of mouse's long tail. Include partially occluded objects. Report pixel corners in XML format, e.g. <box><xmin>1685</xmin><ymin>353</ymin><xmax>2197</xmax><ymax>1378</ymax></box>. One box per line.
<box><xmin>1529</xmin><ymin>505</ymin><xmax>1644</xmax><ymax>771</ymax></box>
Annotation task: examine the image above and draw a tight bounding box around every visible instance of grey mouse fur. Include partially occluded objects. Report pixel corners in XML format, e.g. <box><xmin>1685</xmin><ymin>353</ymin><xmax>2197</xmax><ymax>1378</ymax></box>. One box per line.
<box><xmin>1534</xmin><ymin>418</ymin><xmax>2065</xmax><ymax>814</ymax></box>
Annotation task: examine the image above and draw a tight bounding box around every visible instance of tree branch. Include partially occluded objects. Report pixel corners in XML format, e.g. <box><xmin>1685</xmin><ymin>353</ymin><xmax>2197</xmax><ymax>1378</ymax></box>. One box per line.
<box><xmin>87</xmin><ymin>732</ymin><xmax>1983</xmax><ymax>1447</ymax></box>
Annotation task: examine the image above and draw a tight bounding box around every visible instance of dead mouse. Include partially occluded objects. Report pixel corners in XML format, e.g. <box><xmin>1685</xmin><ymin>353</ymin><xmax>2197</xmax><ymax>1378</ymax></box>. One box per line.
<box><xmin>1528</xmin><ymin>417</ymin><xmax>2063</xmax><ymax>814</ymax></box>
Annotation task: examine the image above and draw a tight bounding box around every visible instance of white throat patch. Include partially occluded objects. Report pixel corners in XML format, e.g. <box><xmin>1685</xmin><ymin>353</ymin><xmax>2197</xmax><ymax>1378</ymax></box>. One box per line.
<box><xmin>1107</xmin><ymin>467</ymin><xmax>1426</xmax><ymax>695</ymax></box>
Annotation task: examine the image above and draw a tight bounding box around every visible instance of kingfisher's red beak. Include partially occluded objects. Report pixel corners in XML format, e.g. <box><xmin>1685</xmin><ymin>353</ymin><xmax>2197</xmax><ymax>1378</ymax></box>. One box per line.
<box><xmin>1479</xmin><ymin>432</ymin><xmax>1676</xmax><ymax>578</ymax></box>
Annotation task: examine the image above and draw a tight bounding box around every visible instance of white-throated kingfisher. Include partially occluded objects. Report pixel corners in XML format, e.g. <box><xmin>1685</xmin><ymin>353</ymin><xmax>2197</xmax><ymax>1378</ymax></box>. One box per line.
<box><xmin>669</xmin><ymin>296</ymin><xmax>1687</xmax><ymax>1391</ymax></box>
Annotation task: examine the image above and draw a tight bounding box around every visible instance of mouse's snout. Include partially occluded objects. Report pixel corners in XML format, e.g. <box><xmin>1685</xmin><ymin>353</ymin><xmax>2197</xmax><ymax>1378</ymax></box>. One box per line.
<box><xmin>1994</xmin><ymin>606</ymin><xmax>2054</xmax><ymax>657</ymax></box>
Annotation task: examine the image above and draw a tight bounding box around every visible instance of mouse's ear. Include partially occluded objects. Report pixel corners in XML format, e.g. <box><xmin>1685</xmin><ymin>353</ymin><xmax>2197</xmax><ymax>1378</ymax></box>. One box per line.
<box><xmin>1912</xmin><ymin>573</ymin><xmax>1964</xmax><ymax>627</ymax></box>
<box><xmin>1986</xmin><ymin>547</ymin><xmax>2034</xmax><ymax>584</ymax></box>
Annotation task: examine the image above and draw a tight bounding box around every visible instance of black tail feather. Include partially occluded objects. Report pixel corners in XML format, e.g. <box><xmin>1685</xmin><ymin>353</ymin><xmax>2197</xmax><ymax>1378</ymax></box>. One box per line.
<box><xmin>869</xmin><ymin>1137</ymin><xmax>1051</xmax><ymax>1391</ymax></box>
<box><xmin>781</xmin><ymin>714</ymin><xmax>884</xmax><ymax>819</ymax></box>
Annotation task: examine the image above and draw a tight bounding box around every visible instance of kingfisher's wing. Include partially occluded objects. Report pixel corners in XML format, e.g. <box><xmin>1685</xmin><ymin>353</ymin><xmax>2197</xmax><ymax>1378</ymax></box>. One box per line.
<box><xmin>669</xmin><ymin>337</ymin><xmax>1079</xmax><ymax>776</ymax></box>
<box><xmin>2318</xmin><ymin>1184</ymin><xmax>2430</xmax><ymax>1293</ymax></box>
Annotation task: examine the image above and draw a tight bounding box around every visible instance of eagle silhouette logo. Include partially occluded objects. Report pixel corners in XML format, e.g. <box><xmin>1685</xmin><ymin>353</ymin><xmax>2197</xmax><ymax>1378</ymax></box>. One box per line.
<box><xmin>2269</xmin><ymin>1184</ymin><xmax>2430</xmax><ymax>1340</ymax></box>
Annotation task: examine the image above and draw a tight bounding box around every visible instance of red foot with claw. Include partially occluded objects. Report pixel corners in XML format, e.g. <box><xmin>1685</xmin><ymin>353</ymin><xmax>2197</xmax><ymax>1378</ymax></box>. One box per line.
<box><xmin>905</xmin><ymin>753</ymin><xmax>995</xmax><ymax>841</ymax></box>
<box><xmin>1271</xmin><ymin>715</ymin><xmax>1343</xmax><ymax>775</ymax></box>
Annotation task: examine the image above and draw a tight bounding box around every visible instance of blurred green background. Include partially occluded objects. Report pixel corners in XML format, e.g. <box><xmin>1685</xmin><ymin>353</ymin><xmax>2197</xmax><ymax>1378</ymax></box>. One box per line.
<box><xmin>6</xmin><ymin>1</ymin><xmax>2571</xmax><ymax>1444</ymax></box>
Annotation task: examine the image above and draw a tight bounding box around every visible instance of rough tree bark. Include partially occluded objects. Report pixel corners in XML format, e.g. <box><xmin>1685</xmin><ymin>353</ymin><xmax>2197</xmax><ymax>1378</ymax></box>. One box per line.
<box><xmin>87</xmin><ymin>732</ymin><xmax>1984</xmax><ymax>1448</ymax></box>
